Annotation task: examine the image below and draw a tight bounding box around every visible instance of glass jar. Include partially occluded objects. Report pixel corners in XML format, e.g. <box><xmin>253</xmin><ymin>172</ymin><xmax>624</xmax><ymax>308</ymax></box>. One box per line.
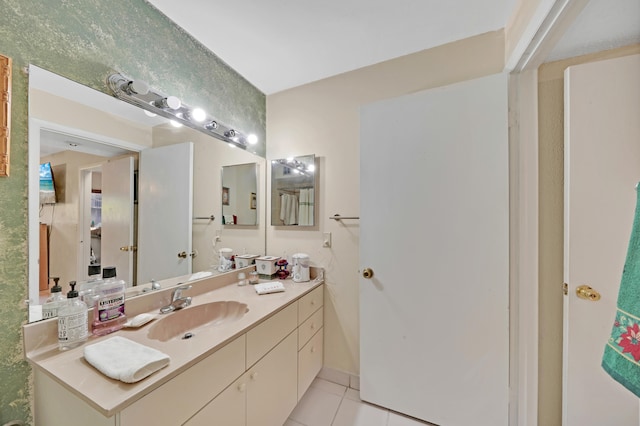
<box><xmin>248</xmin><ymin>271</ymin><xmax>260</xmax><ymax>285</ymax></box>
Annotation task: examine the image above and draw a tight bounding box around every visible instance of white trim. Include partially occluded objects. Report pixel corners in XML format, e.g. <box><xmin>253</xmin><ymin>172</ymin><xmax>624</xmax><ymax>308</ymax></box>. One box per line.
<box><xmin>506</xmin><ymin>0</ymin><xmax>559</xmax><ymax>71</ymax></box>
<box><xmin>508</xmin><ymin>70</ymin><xmax>540</xmax><ymax>426</ymax></box>
<box><xmin>506</xmin><ymin>1</ymin><xmax>590</xmax><ymax>424</ymax></box>
<box><xmin>510</xmin><ymin>0</ymin><xmax>590</xmax><ymax>72</ymax></box>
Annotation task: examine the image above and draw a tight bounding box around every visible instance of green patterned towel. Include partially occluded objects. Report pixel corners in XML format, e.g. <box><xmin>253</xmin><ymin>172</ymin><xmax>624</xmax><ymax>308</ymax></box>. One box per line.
<box><xmin>602</xmin><ymin>185</ymin><xmax>640</xmax><ymax>397</ymax></box>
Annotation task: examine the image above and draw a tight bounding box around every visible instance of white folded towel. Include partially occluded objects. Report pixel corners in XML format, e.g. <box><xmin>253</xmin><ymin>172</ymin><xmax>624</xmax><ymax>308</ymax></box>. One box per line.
<box><xmin>188</xmin><ymin>271</ymin><xmax>213</xmax><ymax>281</ymax></box>
<box><xmin>83</xmin><ymin>336</ymin><xmax>170</xmax><ymax>383</ymax></box>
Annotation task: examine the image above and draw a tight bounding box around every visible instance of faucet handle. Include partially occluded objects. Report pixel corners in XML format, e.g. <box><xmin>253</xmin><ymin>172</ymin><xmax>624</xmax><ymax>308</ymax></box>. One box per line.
<box><xmin>172</xmin><ymin>284</ymin><xmax>192</xmax><ymax>300</ymax></box>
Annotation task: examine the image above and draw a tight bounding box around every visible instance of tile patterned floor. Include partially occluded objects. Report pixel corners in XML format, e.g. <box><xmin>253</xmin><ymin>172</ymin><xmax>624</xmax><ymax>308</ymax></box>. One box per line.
<box><xmin>284</xmin><ymin>378</ymin><xmax>433</xmax><ymax>426</ymax></box>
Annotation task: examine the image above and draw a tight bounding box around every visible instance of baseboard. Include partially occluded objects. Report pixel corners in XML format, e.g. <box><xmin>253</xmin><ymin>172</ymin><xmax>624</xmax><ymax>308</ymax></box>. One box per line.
<box><xmin>317</xmin><ymin>366</ymin><xmax>360</xmax><ymax>390</ymax></box>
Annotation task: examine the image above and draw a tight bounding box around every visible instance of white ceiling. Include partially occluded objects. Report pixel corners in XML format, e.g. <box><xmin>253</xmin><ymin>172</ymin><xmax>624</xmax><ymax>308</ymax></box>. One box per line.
<box><xmin>146</xmin><ymin>0</ymin><xmax>639</xmax><ymax>95</ymax></box>
<box><xmin>147</xmin><ymin>0</ymin><xmax>518</xmax><ymax>94</ymax></box>
<box><xmin>546</xmin><ymin>0</ymin><xmax>640</xmax><ymax>62</ymax></box>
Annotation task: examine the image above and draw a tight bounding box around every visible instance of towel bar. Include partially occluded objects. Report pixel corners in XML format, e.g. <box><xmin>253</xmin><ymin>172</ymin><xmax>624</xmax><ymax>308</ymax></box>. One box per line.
<box><xmin>193</xmin><ymin>215</ymin><xmax>215</xmax><ymax>222</ymax></box>
<box><xmin>329</xmin><ymin>214</ymin><xmax>359</xmax><ymax>221</ymax></box>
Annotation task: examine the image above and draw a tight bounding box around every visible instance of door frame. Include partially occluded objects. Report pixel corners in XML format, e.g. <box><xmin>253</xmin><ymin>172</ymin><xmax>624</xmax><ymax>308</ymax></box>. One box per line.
<box><xmin>27</xmin><ymin>118</ymin><xmax>146</xmax><ymax>310</ymax></box>
<box><xmin>506</xmin><ymin>1</ymin><xmax>591</xmax><ymax>424</ymax></box>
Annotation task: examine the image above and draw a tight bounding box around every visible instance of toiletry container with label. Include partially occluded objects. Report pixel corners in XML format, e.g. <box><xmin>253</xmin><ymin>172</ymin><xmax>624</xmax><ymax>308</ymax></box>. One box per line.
<box><xmin>78</xmin><ymin>264</ymin><xmax>102</xmax><ymax>304</ymax></box>
<box><xmin>42</xmin><ymin>278</ymin><xmax>65</xmax><ymax>319</ymax></box>
<box><xmin>92</xmin><ymin>266</ymin><xmax>127</xmax><ymax>336</ymax></box>
<box><xmin>58</xmin><ymin>281</ymin><xmax>88</xmax><ymax>350</ymax></box>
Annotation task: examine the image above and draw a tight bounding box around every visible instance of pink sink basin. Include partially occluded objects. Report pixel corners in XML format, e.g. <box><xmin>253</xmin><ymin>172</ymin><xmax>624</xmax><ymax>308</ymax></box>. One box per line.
<box><xmin>147</xmin><ymin>301</ymin><xmax>249</xmax><ymax>342</ymax></box>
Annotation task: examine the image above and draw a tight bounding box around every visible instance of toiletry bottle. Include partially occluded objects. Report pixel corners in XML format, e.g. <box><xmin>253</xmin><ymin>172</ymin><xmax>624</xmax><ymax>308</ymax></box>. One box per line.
<box><xmin>58</xmin><ymin>281</ymin><xmax>88</xmax><ymax>350</ymax></box>
<box><xmin>92</xmin><ymin>266</ymin><xmax>127</xmax><ymax>336</ymax></box>
<box><xmin>78</xmin><ymin>264</ymin><xmax>102</xmax><ymax>304</ymax></box>
<box><xmin>42</xmin><ymin>278</ymin><xmax>65</xmax><ymax>319</ymax></box>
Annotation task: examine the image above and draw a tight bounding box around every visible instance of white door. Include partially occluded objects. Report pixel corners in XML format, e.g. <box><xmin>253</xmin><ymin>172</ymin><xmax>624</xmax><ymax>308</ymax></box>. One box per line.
<box><xmin>137</xmin><ymin>142</ymin><xmax>194</xmax><ymax>284</ymax></box>
<box><xmin>360</xmin><ymin>73</ymin><xmax>510</xmax><ymax>426</ymax></box>
<box><xmin>101</xmin><ymin>156</ymin><xmax>135</xmax><ymax>284</ymax></box>
<box><xmin>563</xmin><ymin>54</ymin><xmax>640</xmax><ymax>426</ymax></box>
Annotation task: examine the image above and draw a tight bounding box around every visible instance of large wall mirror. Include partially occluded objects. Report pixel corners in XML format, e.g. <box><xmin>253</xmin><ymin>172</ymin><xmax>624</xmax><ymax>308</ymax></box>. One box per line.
<box><xmin>28</xmin><ymin>66</ymin><xmax>266</xmax><ymax>322</ymax></box>
<box><xmin>270</xmin><ymin>154</ymin><xmax>317</xmax><ymax>226</ymax></box>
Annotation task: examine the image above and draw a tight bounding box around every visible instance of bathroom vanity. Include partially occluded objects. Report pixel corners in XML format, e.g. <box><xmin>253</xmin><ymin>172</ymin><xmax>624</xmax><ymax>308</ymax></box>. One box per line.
<box><xmin>24</xmin><ymin>269</ymin><xmax>324</xmax><ymax>426</ymax></box>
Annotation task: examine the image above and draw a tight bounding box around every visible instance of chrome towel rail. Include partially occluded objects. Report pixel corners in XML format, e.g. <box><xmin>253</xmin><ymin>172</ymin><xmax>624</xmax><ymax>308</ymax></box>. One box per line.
<box><xmin>329</xmin><ymin>214</ymin><xmax>359</xmax><ymax>221</ymax></box>
<box><xmin>194</xmin><ymin>215</ymin><xmax>215</xmax><ymax>222</ymax></box>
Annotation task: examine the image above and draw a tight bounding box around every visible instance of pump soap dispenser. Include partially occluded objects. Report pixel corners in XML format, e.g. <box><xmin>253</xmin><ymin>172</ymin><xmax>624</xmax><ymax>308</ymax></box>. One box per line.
<box><xmin>42</xmin><ymin>277</ymin><xmax>65</xmax><ymax>319</ymax></box>
<box><xmin>58</xmin><ymin>281</ymin><xmax>88</xmax><ymax>351</ymax></box>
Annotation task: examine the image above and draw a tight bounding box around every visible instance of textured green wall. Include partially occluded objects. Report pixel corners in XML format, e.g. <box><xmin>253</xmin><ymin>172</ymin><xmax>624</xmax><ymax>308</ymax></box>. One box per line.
<box><xmin>0</xmin><ymin>0</ymin><xmax>265</xmax><ymax>422</ymax></box>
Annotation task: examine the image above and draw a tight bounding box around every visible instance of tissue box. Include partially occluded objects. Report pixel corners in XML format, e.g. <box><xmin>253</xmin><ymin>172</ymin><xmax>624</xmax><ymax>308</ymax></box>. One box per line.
<box><xmin>255</xmin><ymin>256</ymin><xmax>280</xmax><ymax>279</ymax></box>
<box><xmin>235</xmin><ymin>254</ymin><xmax>259</xmax><ymax>268</ymax></box>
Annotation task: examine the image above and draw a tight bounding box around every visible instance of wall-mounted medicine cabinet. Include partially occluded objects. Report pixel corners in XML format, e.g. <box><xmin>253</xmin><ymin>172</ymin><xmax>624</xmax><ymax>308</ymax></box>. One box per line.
<box><xmin>270</xmin><ymin>154</ymin><xmax>316</xmax><ymax>227</ymax></box>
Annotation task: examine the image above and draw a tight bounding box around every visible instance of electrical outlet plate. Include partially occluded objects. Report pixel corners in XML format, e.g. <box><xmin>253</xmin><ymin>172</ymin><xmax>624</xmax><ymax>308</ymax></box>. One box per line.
<box><xmin>322</xmin><ymin>232</ymin><xmax>332</xmax><ymax>248</ymax></box>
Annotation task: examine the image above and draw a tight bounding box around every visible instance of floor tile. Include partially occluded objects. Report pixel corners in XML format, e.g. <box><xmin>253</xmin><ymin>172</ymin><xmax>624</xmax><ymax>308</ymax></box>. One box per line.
<box><xmin>289</xmin><ymin>386</ymin><xmax>343</xmax><ymax>426</ymax></box>
<box><xmin>343</xmin><ymin>388</ymin><xmax>360</xmax><ymax>401</ymax></box>
<box><xmin>331</xmin><ymin>398</ymin><xmax>389</xmax><ymax>426</ymax></box>
<box><xmin>387</xmin><ymin>411</ymin><xmax>434</xmax><ymax>426</ymax></box>
<box><xmin>310</xmin><ymin>377</ymin><xmax>347</xmax><ymax>397</ymax></box>
<box><xmin>284</xmin><ymin>420</ymin><xmax>306</xmax><ymax>426</ymax></box>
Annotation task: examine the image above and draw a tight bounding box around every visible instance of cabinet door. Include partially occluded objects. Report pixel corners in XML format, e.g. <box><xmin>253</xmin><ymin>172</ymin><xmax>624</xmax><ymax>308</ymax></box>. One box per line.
<box><xmin>184</xmin><ymin>374</ymin><xmax>247</xmax><ymax>426</ymax></box>
<box><xmin>298</xmin><ymin>328</ymin><xmax>324</xmax><ymax>400</ymax></box>
<box><xmin>247</xmin><ymin>331</ymin><xmax>298</xmax><ymax>426</ymax></box>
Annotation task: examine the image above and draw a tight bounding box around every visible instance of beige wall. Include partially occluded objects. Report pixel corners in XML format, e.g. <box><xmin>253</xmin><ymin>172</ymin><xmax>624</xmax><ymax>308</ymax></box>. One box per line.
<box><xmin>266</xmin><ymin>31</ymin><xmax>505</xmax><ymax>374</ymax></box>
<box><xmin>151</xmin><ymin>125</ymin><xmax>267</xmax><ymax>273</ymax></box>
<box><xmin>40</xmin><ymin>151</ymin><xmax>106</xmax><ymax>294</ymax></box>
<box><xmin>537</xmin><ymin>43</ymin><xmax>640</xmax><ymax>426</ymax></box>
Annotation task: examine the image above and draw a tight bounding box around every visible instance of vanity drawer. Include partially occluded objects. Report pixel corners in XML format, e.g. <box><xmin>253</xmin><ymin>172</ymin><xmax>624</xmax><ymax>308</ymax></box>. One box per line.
<box><xmin>120</xmin><ymin>335</ymin><xmax>245</xmax><ymax>426</ymax></box>
<box><xmin>298</xmin><ymin>328</ymin><xmax>323</xmax><ymax>400</ymax></box>
<box><xmin>246</xmin><ymin>302</ymin><xmax>297</xmax><ymax>368</ymax></box>
<box><xmin>298</xmin><ymin>308</ymin><xmax>323</xmax><ymax>350</ymax></box>
<box><xmin>298</xmin><ymin>286</ymin><xmax>323</xmax><ymax>324</ymax></box>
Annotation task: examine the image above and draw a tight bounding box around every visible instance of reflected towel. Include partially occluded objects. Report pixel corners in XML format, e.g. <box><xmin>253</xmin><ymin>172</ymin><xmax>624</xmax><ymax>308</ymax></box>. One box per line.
<box><xmin>602</xmin><ymin>185</ymin><xmax>640</xmax><ymax>397</ymax></box>
<box><xmin>298</xmin><ymin>188</ymin><xmax>314</xmax><ymax>226</ymax></box>
<box><xmin>280</xmin><ymin>193</ymin><xmax>298</xmax><ymax>225</ymax></box>
<box><xmin>84</xmin><ymin>336</ymin><xmax>170</xmax><ymax>383</ymax></box>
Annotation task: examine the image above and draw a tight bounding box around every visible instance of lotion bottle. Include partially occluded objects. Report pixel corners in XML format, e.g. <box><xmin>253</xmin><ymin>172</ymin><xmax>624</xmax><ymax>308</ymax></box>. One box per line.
<box><xmin>92</xmin><ymin>266</ymin><xmax>127</xmax><ymax>336</ymax></box>
<box><xmin>58</xmin><ymin>281</ymin><xmax>88</xmax><ymax>350</ymax></box>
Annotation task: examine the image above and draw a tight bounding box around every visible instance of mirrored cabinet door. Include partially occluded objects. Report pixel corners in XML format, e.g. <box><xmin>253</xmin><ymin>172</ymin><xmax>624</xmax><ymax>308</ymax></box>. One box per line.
<box><xmin>270</xmin><ymin>155</ymin><xmax>316</xmax><ymax>226</ymax></box>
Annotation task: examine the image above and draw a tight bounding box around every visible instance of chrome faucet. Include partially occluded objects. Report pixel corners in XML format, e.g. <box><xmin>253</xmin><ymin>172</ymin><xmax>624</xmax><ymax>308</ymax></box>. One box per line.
<box><xmin>142</xmin><ymin>279</ymin><xmax>161</xmax><ymax>293</ymax></box>
<box><xmin>160</xmin><ymin>285</ymin><xmax>192</xmax><ymax>314</ymax></box>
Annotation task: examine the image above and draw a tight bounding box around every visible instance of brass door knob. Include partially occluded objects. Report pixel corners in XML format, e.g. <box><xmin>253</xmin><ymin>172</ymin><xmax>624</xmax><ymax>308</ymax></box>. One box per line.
<box><xmin>576</xmin><ymin>285</ymin><xmax>601</xmax><ymax>301</ymax></box>
<box><xmin>178</xmin><ymin>251</ymin><xmax>188</xmax><ymax>259</ymax></box>
<box><xmin>362</xmin><ymin>268</ymin><xmax>374</xmax><ymax>279</ymax></box>
<box><xmin>120</xmin><ymin>245</ymin><xmax>137</xmax><ymax>252</ymax></box>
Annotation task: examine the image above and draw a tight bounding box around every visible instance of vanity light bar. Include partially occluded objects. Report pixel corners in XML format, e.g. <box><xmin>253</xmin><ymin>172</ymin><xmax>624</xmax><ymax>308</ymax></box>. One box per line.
<box><xmin>107</xmin><ymin>73</ymin><xmax>256</xmax><ymax>149</ymax></box>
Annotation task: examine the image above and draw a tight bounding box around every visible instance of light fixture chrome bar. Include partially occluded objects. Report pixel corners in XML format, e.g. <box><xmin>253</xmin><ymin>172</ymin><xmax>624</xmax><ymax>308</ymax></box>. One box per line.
<box><xmin>107</xmin><ymin>73</ymin><xmax>255</xmax><ymax>149</ymax></box>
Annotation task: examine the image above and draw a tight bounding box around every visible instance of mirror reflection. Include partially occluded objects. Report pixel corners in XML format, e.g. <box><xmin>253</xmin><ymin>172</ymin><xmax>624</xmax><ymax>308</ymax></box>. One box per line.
<box><xmin>29</xmin><ymin>66</ymin><xmax>266</xmax><ymax>322</ymax></box>
<box><xmin>270</xmin><ymin>155</ymin><xmax>317</xmax><ymax>226</ymax></box>
<box><xmin>221</xmin><ymin>163</ymin><xmax>259</xmax><ymax>226</ymax></box>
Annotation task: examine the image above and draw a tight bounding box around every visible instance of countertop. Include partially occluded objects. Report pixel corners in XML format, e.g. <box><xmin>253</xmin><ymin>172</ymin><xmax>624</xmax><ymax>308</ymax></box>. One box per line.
<box><xmin>24</xmin><ymin>272</ymin><xmax>323</xmax><ymax>417</ymax></box>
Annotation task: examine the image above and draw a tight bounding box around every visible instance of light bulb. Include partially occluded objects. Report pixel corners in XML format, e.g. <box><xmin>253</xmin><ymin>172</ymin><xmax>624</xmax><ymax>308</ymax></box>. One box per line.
<box><xmin>307</xmin><ymin>164</ymin><xmax>315</xmax><ymax>172</ymax></box>
<box><xmin>247</xmin><ymin>134</ymin><xmax>258</xmax><ymax>145</ymax></box>
<box><xmin>191</xmin><ymin>108</ymin><xmax>206</xmax><ymax>122</ymax></box>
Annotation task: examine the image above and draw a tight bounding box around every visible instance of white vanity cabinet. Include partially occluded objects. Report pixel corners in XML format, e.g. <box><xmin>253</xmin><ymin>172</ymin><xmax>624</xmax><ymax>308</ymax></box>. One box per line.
<box><xmin>31</xmin><ymin>283</ymin><xmax>324</xmax><ymax>426</ymax></box>
<box><xmin>297</xmin><ymin>285</ymin><xmax>324</xmax><ymax>400</ymax></box>
<box><xmin>186</xmin><ymin>302</ymin><xmax>299</xmax><ymax>426</ymax></box>
<box><xmin>185</xmin><ymin>288</ymin><xmax>324</xmax><ymax>426</ymax></box>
